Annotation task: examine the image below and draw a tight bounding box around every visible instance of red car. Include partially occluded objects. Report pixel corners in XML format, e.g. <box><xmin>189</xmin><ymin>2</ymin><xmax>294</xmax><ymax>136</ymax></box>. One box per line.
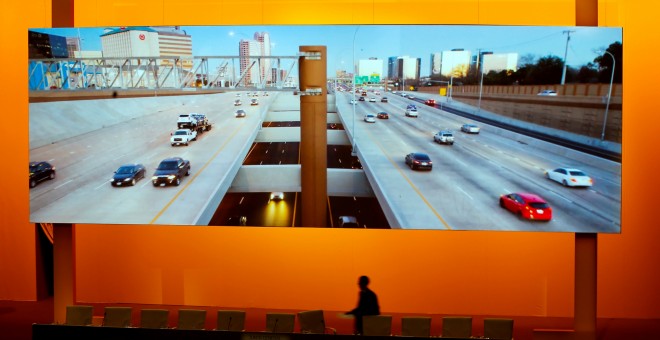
<box><xmin>425</xmin><ymin>99</ymin><xmax>436</xmax><ymax>106</ymax></box>
<box><xmin>499</xmin><ymin>192</ymin><xmax>552</xmax><ymax>221</ymax></box>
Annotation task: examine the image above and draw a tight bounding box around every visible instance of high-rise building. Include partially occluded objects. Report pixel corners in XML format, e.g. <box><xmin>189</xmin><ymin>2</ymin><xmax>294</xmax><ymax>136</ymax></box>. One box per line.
<box><xmin>482</xmin><ymin>53</ymin><xmax>519</xmax><ymax>73</ymax></box>
<box><xmin>151</xmin><ymin>26</ymin><xmax>193</xmax><ymax>68</ymax></box>
<box><xmin>396</xmin><ymin>56</ymin><xmax>421</xmax><ymax>81</ymax></box>
<box><xmin>440</xmin><ymin>49</ymin><xmax>471</xmax><ymax>77</ymax></box>
<box><xmin>28</xmin><ymin>30</ymin><xmax>68</xmax><ymax>59</ymax></box>
<box><xmin>387</xmin><ymin>56</ymin><xmax>398</xmax><ymax>79</ymax></box>
<box><xmin>239</xmin><ymin>32</ymin><xmax>272</xmax><ymax>86</ymax></box>
<box><xmin>66</xmin><ymin>37</ymin><xmax>80</xmax><ymax>58</ymax></box>
<box><xmin>430</xmin><ymin>52</ymin><xmax>442</xmax><ymax>76</ymax></box>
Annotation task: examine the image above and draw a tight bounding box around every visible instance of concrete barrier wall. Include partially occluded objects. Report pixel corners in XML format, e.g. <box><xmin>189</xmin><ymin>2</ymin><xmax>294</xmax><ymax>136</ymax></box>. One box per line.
<box><xmin>417</xmin><ymin>85</ymin><xmax>622</xmax><ymax>143</ymax></box>
<box><xmin>28</xmin><ymin>93</ymin><xmax>225</xmax><ymax>149</ymax></box>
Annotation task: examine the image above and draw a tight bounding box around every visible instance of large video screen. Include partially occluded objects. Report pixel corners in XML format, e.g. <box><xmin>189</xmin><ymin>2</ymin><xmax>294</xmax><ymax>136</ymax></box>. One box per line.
<box><xmin>28</xmin><ymin>25</ymin><xmax>622</xmax><ymax>233</ymax></box>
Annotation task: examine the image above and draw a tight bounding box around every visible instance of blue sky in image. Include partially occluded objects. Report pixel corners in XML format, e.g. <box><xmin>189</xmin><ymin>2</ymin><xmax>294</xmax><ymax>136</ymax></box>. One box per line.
<box><xmin>32</xmin><ymin>25</ymin><xmax>621</xmax><ymax>77</ymax></box>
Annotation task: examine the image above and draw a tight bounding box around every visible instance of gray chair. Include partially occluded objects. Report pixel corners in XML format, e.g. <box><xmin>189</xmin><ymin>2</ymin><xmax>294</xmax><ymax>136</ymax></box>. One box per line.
<box><xmin>297</xmin><ymin>309</ymin><xmax>336</xmax><ymax>334</ymax></box>
<box><xmin>362</xmin><ymin>315</ymin><xmax>392</xmax><ymax>336</ymax></box>
<box><xmin>139</xmin><ymin>309</ymin><xmax>170</xmax><ymax>329</ymax></box>
<box><xmin>177</xmin><ymin>309</ymin><xmax>207</xmax><ymax>330</ymax></box>
<box><xmin>216</xmin><ymin>310</ymin><xmax>246</xmax><ymax>331</ymax></box>
<box><xmin>65</xmin><ymin>305</ymin><xmax>94</xmax><ymax>326</ymax></box>
<box><xmin>401</xmin><ymin>316</ymin><xmax>432</xmax><ymax>337</ymax></box>
<box><xmin>102</xmin><ymin>306</ymin><xmax>132</xmax><ymax>327</ymax></box>
<box><xmin>265</xmin><ymin>313</ymin><xmax>295</xmax><ymax>333</ymax></box>
<box><xmin>484</xmin><ymin>318</ymin><xmax>514</xmax><ymax>340</ymax></box>
<box><xmin>441</xmin><ymin>316</ymin><xmax>472</xmax><ymax>338</ymax></box>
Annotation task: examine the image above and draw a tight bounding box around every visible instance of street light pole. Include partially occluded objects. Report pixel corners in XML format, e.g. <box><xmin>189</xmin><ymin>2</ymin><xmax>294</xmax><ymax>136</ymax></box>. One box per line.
<box><xmin>600</xmin><ymin>50</ymin><xmax>615</xmax><ymax>141</ymax></box>
<box><xmin>477</xmin><ymin>66</ymin><xmax>485</xmax><ymax>112</ymax></box>
<box><xmin>352</xmin><ymin>26</ymin><xmax>360</xmax><ymax>156</ymax></box>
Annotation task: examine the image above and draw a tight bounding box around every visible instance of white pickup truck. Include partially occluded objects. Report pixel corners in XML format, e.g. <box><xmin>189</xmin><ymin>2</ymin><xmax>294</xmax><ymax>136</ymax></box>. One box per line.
<box><xmin>170</xmin><ymin>129</ymin><xmax>197</xmax><ymax>146</ymax></box>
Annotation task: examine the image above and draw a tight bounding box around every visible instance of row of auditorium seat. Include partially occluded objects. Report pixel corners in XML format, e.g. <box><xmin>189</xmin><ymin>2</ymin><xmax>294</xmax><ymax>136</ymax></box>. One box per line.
<box><xmin>63</xmin><ymin>305</ymin><xmax>513</xmax><ymax>339</ymax></box>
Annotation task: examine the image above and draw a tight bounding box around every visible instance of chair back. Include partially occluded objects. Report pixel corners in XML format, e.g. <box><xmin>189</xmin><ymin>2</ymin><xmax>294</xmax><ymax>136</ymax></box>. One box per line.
<box><xmin>65</xmin><ymin>305</ymin><xmax>93</xmax><ymax>326</ymax></box>
<box><xmin>265</xmin><ymin>313</ymin><xmax>295</xmax><ymax>333</ymax></box>
<box><xmin>297</xmin><ymin>310</ymin><xmax>326</xmax><ymax>334</ymax></box>
<box><xmin>484</xmin><ymin>318</ymin><xmax>514</xmax><ymax>340</ymax></box>
<box><xmin>177</xmin><ymin>309</ymin><xmax>207</xmax><ymax>330</ymax></box>
<box><xmin>140</xmin><ymin>309</ymin><xmax>169</xmax><ymax>329</ymax></box>
<box><xmin>103</xmin><ymin>307</ymin><xmax>132</xmax><ymax>327</ymax></box>
<box><xmin>216</xmin><ymin>310</ymin><xmax>246</xmax><ymax>331</ymax></box>
<box><xmin>401</xmin><ymin>316</ymin><xmax>431</xmax><ymax>337</ymax></box>
<box><xmin>442</xmin><ymin>316</ymin><xmax>472</xmax><ymax>338</ymax></box>
<box><xmin>362</xmin><ymin>315</ymin><xmax>392</xmax><ymax>336</ymax></box>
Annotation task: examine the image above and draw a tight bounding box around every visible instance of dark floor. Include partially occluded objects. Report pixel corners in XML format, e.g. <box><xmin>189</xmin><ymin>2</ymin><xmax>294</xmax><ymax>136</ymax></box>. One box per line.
<box><xmin>1</xmin><ymin>298</ymin><xmax>659</xmax><ymax>340</ymax></box>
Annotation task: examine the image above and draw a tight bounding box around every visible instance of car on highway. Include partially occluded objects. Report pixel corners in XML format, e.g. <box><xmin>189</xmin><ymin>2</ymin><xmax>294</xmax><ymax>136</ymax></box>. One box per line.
<box><xmin>364</xmin><ymin>113</ymin><xmax>376</xmax><ymax>123</ymax></box>
<box><xmin>380</xmin><ymin>97</ymin><xmax>388</xmax><ymax>103</ymax></box>
<box><xmin>434</xmin><ymin>130</ymin><xmax>455</xmax><ymax>145</ymax></box>
<box><xmin>110</xmin><ymin>163</ymin><xmax>146</xmax><ymax>187</ymax></box>
<box><xmin>338</xmin><ymin>215</ymin><xmax>359</xmax><ymax>228</ymax></box>
<box><xmin>152</xmin><ymin>157</ymin><xmax>190</xmax><ymax>187</ymax></box>
<box><xmin>545</xmin><ymin>168</ymin><xmax>594</xmax><ymax>187</ymax></box>
<box><xmin>377</xmin><ymin>111</ymin><xmax>389</xmax><ymax>119</ymax></box>
<box><xmin>461</xmin><ymin>123</ymin><xmax>481</xmax><ymax>134</ymax></box>
<box><xmin>235</xmin><ymin>109</ymin><xmax>246</xmax><ymax>118</ymax></box>
<box><xmin>499</xmin><ymin>192</ymin><xmax>552</xmax><ymax>221</ymax></box>
<box><xmin>407</xmin><ymin>94</ymin><xmax>416</xmax><ymax>100</ymax></box>
<box><xmin>537</xmin><ymin>90</ymin><xmax>558</xmax><ymax>96</ymax></box>
<box><xmin>29</xmin><ymin>161</ymin><xmax>55</xmax><ymax>188</ymax></box>
<box><xmin>250</xmin><ymin>98</ymin><xmax>259</xmax><ymax>106</ymax></box>
<box><xmin>425</xmin><ymin>99</ymin><xmax>436</xmax><ymax>106</ymax></box>
<box><xmin>234</xmin><ymin>99</ymin><xmax>242</xmax><ymax>106</ymax></box>
<box><xmin>369</xmin><ymin>97</ymin><xmax>376</xmax><ymax>102</ymax></box>
<box><xmin>358</xmin><ymin>96</ymin><xmax>365</xmax><ymax>101</ymax></box>
<box><xmin>405</xmin><ymin>153</ymin><xmax>433</xmax><ymax>171</ymax></box>
<box><xmin>270</xmin><ymin>192</ymin><xmax>284</xmax><ymax>201</ymax></box>
<box><xmin>405</xmin><ymin>105</ymin><xmax>418</xmax><ymax>117</ymax></box>
<box><xmin>350</xmin><ymin>98</ymin><xmax>358</xmax><ymax>104</ymax></box>
<box><xmin>170</xmin><ymin>129</ymin><xmax>197</xmax><ymax>146</ymax></box>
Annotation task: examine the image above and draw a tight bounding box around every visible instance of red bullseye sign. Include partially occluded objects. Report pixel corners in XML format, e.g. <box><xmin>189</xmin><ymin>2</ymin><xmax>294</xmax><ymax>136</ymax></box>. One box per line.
<box><xmin>139</xmin><ymin>34</ymin><xmax>145</xmax><ymax>40</ymax></box>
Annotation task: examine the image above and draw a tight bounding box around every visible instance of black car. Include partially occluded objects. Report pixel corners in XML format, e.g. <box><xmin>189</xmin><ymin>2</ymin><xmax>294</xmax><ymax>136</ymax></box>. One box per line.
<box><xmin>29</xmin><ymin>161</ymin><xmax>56</xmax><ymax>188</ymax></box>
<box><xmin>152</xmin><ymin>157</ymin><xmax>191</xmax><ymax>187</ymax></box>
<box><xmin>358</xmin><ymin>96</ymin><xmax>365</xmax><ymax>101</ymax></box>
<box><xmin>405</xmin><ymin>153</ymin><xmax>433</xmax><ymax>171</ymax></box>
<box><xmin>110</xmin><ymin>163</ymin><xmax>146</xmax><ymax>187</ymax></box>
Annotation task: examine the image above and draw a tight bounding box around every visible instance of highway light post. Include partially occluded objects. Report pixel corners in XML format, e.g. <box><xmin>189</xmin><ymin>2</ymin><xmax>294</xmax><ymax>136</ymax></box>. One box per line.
<box><xmin>351</xmin><ymin>26</ymin><xmax>360</xmax><ymax>156</ymax></box>
<box><xmin>600</xmin><ymin>50</ymin><xmax>615</xmax><ymax>141</ymax></box>
<box><xmin>477</xmin><ymin>66</ymin><xmax>485</xmax><ymax>112</ymax></box>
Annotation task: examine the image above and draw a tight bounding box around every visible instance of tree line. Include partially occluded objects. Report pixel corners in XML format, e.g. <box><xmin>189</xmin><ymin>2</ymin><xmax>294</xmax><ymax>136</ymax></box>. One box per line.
<box><xmin>426</xmin><ymin>41</ymin><xmax>621</xmax><ymax>86</ymax></box>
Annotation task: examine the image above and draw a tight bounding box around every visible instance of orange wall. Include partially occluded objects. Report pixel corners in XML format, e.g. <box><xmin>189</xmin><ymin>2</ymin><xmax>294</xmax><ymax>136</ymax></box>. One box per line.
<box><xmin>2</xmin><ymin>0</ymin><xmax>659</xmax><ymax>319</ymax></box>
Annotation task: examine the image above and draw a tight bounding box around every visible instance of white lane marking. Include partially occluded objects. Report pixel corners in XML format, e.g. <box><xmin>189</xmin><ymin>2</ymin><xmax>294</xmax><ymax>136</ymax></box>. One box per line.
<box><xmin>112</xmin><ymin>153</ymin><xmax>128</xmax><ymax>161</ymax></box>
<box><xmin>49</xmin><ymin>158</ymin><xmax>55</xmax><ymax>162</ymax></box>
<box><xmin>95</xmin><ymin>180</ymin><xmax>111</xmax><ymax>190</ymax></box>
<box><xmin>54</xmin><ymin>180</ymin><xmax>73</xmax><ymax>189</ymax></box>
<box><xmin>239</xmin><ymin>196</ymin><xmax>245</xmax><ymax>205</ymax></box>
<box><xmin>548</xmin><ymin>190</ymin><xmax>573</xmax><ymax>203</ymax></box>
<box><xmin>457</xmin><ymin>185</ymin><xmax>474</xmax><ymax>200</ymax></box>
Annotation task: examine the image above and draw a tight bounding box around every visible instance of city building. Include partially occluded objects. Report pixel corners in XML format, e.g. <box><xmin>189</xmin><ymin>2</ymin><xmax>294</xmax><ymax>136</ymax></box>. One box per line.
<box><xmin>396</xmin><ymin>56</ymin><xmax>421</xmax><ymax>81</ymax></box>
<box><xmin>430</xmin><ymin>52</ymin><xmax>442</xmax><ymax>76</ymax></box>
<box><xmin>28</xmin><ymin>30</ymin><xmax>68</xmax><ymax>59</ymax></box>
<box><xmin>482</xmin><ymin>53</ymin><xmax>519</xmax><ymax>73</ymax></box>
<box><xmin>239</xmin><ymin>32</ymin><xmax>272</xmax><ymax>86</ymax></box>
<box><xmin>440</xmin><ymin>49</ymin><xmax>472</xmax><ymax>77</ymax></box>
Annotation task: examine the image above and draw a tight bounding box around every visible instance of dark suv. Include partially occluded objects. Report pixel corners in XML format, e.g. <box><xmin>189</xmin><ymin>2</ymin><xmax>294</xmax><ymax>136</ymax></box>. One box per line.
<box><xmin>29</xmin><ymin>161</ymin><xmax>56</xmax><ymax>188</ymax></box>
<box><xmin>151</xmin><ymin>157</ymin><xmax>191</xmax><ymax>186</ymax></box>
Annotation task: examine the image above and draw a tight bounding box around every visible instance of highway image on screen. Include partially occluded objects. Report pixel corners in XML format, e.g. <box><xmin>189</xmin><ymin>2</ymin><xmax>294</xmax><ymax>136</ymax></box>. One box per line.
<box><xmin>28</xmin><ymin>25</ymin><xmax>622</xmax><ymax>232</ymax></box>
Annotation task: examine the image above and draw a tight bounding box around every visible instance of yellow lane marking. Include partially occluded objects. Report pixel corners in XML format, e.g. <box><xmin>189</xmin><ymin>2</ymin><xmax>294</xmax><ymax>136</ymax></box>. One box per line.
<box><xmin>362</xmin><ymin>128</ymin><xmax>452</xmax><ymax>230</ymax></box>
<box><xmin>150</xmin><ymin>120</ymin><xmax>247</xmax><ymax>224</ymax></box>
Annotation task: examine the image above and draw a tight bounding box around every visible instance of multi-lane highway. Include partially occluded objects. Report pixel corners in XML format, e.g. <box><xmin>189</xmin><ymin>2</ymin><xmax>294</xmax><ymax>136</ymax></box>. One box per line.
<box><xmin>29</xmin><ymin>92</ymin><xmax>272</xmax><ymax>225</ymax></box>
<box><xmin>336</xmin><ymin>89</ymin><xmax>621</xmax><ymax>232</ymax></box>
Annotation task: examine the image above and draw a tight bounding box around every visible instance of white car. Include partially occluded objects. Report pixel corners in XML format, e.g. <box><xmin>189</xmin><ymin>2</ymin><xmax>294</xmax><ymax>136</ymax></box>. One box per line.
<box><xmin>461</xmin><ymin>123</ymin><xmax>481</xmax><ymax>134</ymax></box>
<box><xmin>434</xmin><ymin>130</ymin><xmax>455</xmax><ymax>145</ymax></box>
<box><xmin>170</xmin><ymin>129</ymin><xmax>197</xmax><ymax>146</ymax></box>
<box><xmin>235</xmin><ymin>109</ymin><xmax>246</xmax><ymax>118</ymax></box>
<box><xmin>350</xmin><ymin>99</ymin><xmax>357</xmax><ymax>104</ymax></box>
<box><xmin>405</xmin><ymin>107</ymin><xmax>418</xmax><ymax>117</ymax></box>
<box><xmin>270</xmin><ymin>192</ymin><xmax>284</xmax><ymax>201</ymax></box>
<box><xmin>369</xmin><ymin>97</ymin><xmax>376</xmax><ymax>102</ymax></box>
<box><xmin>364</xmin><ymin>114</ymin><xmax>376</xmax><ymax>123</ymax></box>
<box><xmin>545</xmin><ymin>168</ymin><xmax>593</xmax><ymax>187</ymax></box>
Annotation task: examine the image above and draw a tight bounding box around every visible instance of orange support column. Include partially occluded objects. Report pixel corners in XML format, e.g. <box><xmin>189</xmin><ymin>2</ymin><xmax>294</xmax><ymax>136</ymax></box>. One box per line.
<box><xmin>51</xmin><ymin>0</ymin><xmax>75</xmax><ymax>324</ymax></box>
<box><xmin>299</xmin><ymin>46</ymin><xmax>327</xmax><ymax>227</ymax></box>
<box><xmin>53</xmin><ymin>224</ymin><xmax>75</xmax><ymax>324</ymax></box>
